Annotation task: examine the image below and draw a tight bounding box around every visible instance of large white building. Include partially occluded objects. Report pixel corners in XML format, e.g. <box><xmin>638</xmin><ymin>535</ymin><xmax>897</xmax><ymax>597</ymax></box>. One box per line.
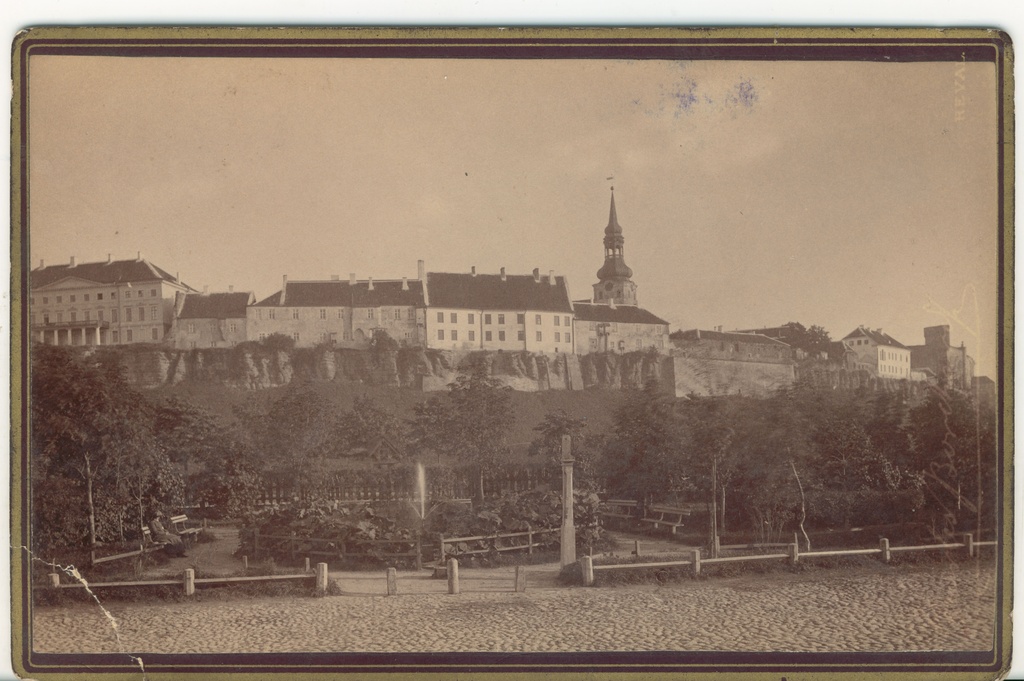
<box><xmin>424</xmin><ymin>268</ymin><xmax>575</xmax><ymax>353</ymax></box>
<box><xmin>31</xmin><ymin>255</ymin><xmax>194</xmax><ymax>346</ymax></box>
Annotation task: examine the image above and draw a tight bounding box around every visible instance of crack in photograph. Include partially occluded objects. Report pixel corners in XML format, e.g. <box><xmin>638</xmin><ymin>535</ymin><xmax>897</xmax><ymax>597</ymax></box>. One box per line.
<box><xmin>10</xmin><ymin>27</ymin><xmax>1012</xmax><ymax>680</ymax></box>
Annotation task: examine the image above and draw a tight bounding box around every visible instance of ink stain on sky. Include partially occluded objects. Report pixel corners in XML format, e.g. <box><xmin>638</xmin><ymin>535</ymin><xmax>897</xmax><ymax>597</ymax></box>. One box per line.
<box><xmin>635</xmin><ymin>71</ymin><xmax>759</xmax><ymax>118</ymax></box>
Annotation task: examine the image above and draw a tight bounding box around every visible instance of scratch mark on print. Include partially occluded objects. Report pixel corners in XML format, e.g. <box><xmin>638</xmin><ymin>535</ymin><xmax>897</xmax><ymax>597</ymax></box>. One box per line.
<box><xmin>23</xmin><ymin>547</ymin><xmax>149</xmax><ymax>679</ymax></box>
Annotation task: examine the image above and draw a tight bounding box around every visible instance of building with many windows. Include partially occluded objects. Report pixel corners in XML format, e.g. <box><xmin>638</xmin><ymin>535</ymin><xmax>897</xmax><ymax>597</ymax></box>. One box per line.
<box><xmin>572</xmin><ymin>189</ymin><xmax>670</xmax><ymax>354</ymax></box>
<box><xmin>168</xmin><ymin>289</ymin><xmax>255</xmax><ymax>349</ymax></box>
<box><xmin>841</xmin><ymin>326</ymin><xmax>912</xmax><ymax>379</ymax></box>
<box><xmin>424</xmin><ymin>267</ymin><xmax>575</xmax><ymax>353</ymax></box>
<box><xmin>670</xmin><ymin>328</ymin><xmax>796</xmax><ymax>397</ymax></box>
<box><xmin>246</xmin><ymin>267</ymin><xmax>427</xmax><ymax>348</ymax></box>
<box><xmin>30</xmin><ymin>254</ymin><xmax>194</xmax><ymax>346</ymax></box>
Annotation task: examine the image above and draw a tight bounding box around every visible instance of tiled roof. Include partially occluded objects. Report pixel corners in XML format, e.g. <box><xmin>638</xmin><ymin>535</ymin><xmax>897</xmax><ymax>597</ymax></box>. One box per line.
<box><xmin>427</xmin><ymin>272</ymin><xmax>573</xmax><ymax>313</ymax></box>
<box><xmin>572</xmin><ymin>302</ymin><xmax>668</xmax><ymax>325</ymax></box>
<box><xmin>178</xmin><ymin>292</ymin><xmax>254</xmax><ymax>320</ymax></box>
<box><xmin>841</xmin><ymin>326</ymin><xmax>908</xmax><ymax>349</ymax></box>
<box><xmin>253</xmin><ymin>279</ymin><xmax>425</xmax><ymax>308</ymax></box>
<box><xmin>671</xmin><ymin>329</ymin><xmax>791</xmax><ymax>347</ymax></box>
<box><xmin>31</xmin><ymin>258</ymin><xmax>189</xmax><ymax>289</ymax></box>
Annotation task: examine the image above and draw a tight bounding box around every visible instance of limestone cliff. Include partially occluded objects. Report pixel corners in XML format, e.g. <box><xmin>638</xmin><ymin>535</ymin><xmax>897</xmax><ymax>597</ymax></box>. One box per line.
<box><xmin>113</xmin><ymin>345</ymin><xmax>674</xmax><ymax>393</ymax></box>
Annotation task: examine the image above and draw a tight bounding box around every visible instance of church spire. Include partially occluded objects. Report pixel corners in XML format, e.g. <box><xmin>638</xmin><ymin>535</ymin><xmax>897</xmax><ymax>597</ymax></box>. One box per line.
<box><xmin>593</xmin><ymin>187</ymin><xmax>637</xmax><ymax>306</ymax></box>
<box><xmin>606</xmin><ymin>187</ymin><xmax>622</xmax><ymax>235</ymax></box>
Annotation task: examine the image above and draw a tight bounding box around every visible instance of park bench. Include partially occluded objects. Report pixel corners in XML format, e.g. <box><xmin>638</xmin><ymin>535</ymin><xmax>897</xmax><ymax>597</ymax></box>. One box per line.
<box><xmin>641</xmin><ymin>504</ymin><xmax>690</xmax><ymax>535</ymax></box>
<box><xmin>90</xmin><ymin>527</ymin><xmax>168</xmax><ymax>565</ymax></box>
<box><xmin>599</xmin><ymin>499</ymin><xmax>639</xmax><ymax>522</ymax></box>
<box><xmin>170</xmin><ymin>514</ymin><xmax>203</xmax><ymax>542</ymax></box>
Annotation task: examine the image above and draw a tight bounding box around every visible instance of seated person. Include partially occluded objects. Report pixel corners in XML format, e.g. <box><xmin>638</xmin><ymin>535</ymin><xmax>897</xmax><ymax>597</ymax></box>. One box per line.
<box><xmin>149</xmin><ymin>517</ymin><xmax>188</xmax><ymax>557</ymax></box>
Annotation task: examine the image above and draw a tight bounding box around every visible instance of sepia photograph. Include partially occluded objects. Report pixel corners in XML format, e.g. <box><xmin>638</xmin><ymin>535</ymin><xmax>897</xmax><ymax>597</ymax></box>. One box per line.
<box><xmin>10</xmin><ymin>27</ymin><xmax>1012</xmax><ymax>678</ymax></box>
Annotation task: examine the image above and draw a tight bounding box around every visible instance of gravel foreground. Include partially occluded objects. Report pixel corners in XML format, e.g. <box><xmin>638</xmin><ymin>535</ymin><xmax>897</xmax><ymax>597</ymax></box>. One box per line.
<box><xmin>32</xmin><ymin>561</ymin><xmax>996</xmax><ymax>654</ymax></box>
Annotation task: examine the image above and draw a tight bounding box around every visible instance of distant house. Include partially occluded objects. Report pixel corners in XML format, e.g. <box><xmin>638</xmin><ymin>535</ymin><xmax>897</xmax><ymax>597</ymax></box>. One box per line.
<box><xmin>425</xmin><ymin>268</ymin><xmax>575</xmax><ymax>353</ymax></box>
<box><xmin>247</xmin><ymin>266</ymin><xmax>427</xmax><ymax>349</ymax></box>
<box><xmin>169</xmin><ymin>290</ymin><xmax>255</xmax><ymax>349</ymax></box>
<box><xmin>670</xmin><ymin>329</ymin><xmax>795</xmax><ymax>397</ymax></box>
<box><xmin>30</xmin><ymin>254</ymin><xmax>194</xmax><ymax>346</ymax></box>
<box><xmin>841</xmin><ymin>326</ymin><xmax>911</xmax><ymax>379</ymax></box>
<box><xmin>572</xmin><ymin>302</ymin><xmax>669</xmax><ymax>354</ymax></box>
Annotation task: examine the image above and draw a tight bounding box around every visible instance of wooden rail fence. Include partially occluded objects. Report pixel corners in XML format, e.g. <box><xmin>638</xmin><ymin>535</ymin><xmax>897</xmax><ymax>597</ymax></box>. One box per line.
<box><xmin>250</xmin><ymin>529</ymin><xmax>425</xmax><ymax>570</ymax></box>
<box><xmin>581</xmin><ymin>533</ymin><xmax>997</xmax><ymax>586</ymax></box>
<box><xmin>44</xmin><ymin>564</ymin><xmax>330</xmax><ymax>596</ymax></box>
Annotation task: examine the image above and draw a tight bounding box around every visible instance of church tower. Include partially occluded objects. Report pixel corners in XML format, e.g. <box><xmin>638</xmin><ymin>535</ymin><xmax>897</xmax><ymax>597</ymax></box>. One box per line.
<box><xmin>592</xmin><ymin>188</ymin><xmax>638</xmax><ymax>306</ymax></box>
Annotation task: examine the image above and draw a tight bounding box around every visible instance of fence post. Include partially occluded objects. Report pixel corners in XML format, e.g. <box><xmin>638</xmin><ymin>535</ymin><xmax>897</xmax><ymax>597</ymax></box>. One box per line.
<box><xmin>714</xmin><ymin>534</ymin><xmax>721</xmax><ymax>559</ymax></box>
<box><xmin>316</xmin><ymin>562</ymin><xmax>329</xmax><ymax>594</ymax></box>
<box><xmin>184</xmin><ymin>568</ymin><xmax>195</xmax><ymax>596</ymax></box>
<box><xmin>515</xmin><ymin>565</ymin><xmax>527</xmax><ymax>592</ymax></box>
<box><xmin>386</xmin><ymin>567</ymin><xmax>398</xmax><ymax>596</ymax></box>
<box><xmin>879</xmin><ymin>537</ymin><xmax>891</xmax><ymax>563</ymax></box>
<box><xmin>290</xmin><ymin>531</ymin><xmax>297</xmax><ymax>563</ymax></box>
<box><xmin>962</xmin><ymin>532</ymin><xmax>975</xmax><ymax>558</ymax></box>
<box><xmin>447</xmin><ymin>558</ymin><xmax>460</xmax><ymax>595</ymax></box>
<box><xmin>305</xmin><ymin>557</ymin><xmax>311</xmax><ymax>573</ymax></box>
<box><xmin>527</xmin><ymin>525</ymin><xmax>533</xmax><ymax>555</ymax></box>
<box><xmin>253</xmin><ymin>527</ymin><xmax>260</xmax><ymax>560</ymax></box>
<box><xmin>48</xmin><ymin>573</ymin><xmax>60</xmax><ymax>588</ymax></box>
<box><xmin>416</xmin><ymin>537</ymin><xmax>423</xmax><ymax>571</ymax></box>
<box><xmin>243</xmin><ymin>556</ymin><xmax>248</xmax><ymax>571</ymax></box>
<box><xmin>633</xmin><ymin>540</ymin><xmax>640</xmax><ymax>556</ymax></box>
<box><xmin>691</xmin><ymin>548</ymin><xmax>701</xmax><ymax>577</ymax></box>
<box><xmin>788</xmin><ymin>542</ymin><xmax>799</xmax><ymax>565</ymax></box>
<box><xmin>582</xmin><ymin>555</ymin><xmax>594</xmax><ymax>587</ymax></box>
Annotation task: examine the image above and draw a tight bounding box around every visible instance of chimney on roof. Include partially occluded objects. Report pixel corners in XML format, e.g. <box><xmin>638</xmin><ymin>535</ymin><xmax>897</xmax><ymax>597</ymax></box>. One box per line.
<box><xmin>107</xmin><ymin>253</ymin><xmax>112</xmax><ymax>263</ymax></box>
<box><xmin>175</xmin><ymin>272</ymin><xmax>180</xmax><ymax>283</ymax></box>
<box><xmin>281</xmin><ymin>275</ymin><xmax>287</xmax><ymax>305</ymax></box>
<box><xmin>228</xmin><ymin>285</ymin><xmax>234</xmax><ymax>293</ymax></box>
<box><xmin>330</xmin><ymin>274</ymin><xmax>339</xmax><ymax>281</ymax></box>
<box><xmin>549</xmin><ymin>270</ymin><xmax>555</xmax><ymax>286</ymax></box>
<box><xmin>137</xmin><ymin>251</ymin><xmax>141</xmax><ymax>261</ymax></box>
<box><xmin>69</xmin><ymin>256</ymin><xmax>76</xmax><ymax>267</ymax></box>
<box><xmin>696</xmin><ymin>329</ymin><xmax>701</xmax><ymax>340</ymax></box>
<box><xmin>471</xmin><ymin>266</ymin><xmax>477</xmax><ymax>277</ymax></box>
<box><xmin>500</xmin><ymin>267</ymin><xmax>506</xmax><ymax>281</ymax></box>
<box><xmin>417</xmin><ymin>260</ymin><xmax>425</xmax><ymax>280</ymax></box>
<box><xmin>349</xmin><ymin>273</ymin><xmax>356</xmax><ymax>285</ymax></box>
<box><xmin>533</xmin><ymin>268</ymin><xmax>540</xmax><ymax>283</ymax></box>
<box><xmin>368</xmin><ymin>277</ymin><xmax>374</xmax><ymax>291</ymax></box>
<box><xmin>402</xmin><ymin>276</ymin><xmax>409</xmax><ymax>291</ymax></box>
<box><xmin>203</xmin><ymin>285</ymin><xmax>209</xmax><ymax>295</ymax></box>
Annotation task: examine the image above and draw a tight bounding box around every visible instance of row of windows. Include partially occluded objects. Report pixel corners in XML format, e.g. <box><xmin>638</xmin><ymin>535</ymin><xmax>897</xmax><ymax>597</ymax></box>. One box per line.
<box><xmin>436</xmin><ymin>329</ymin><xmax>572</xmax><ymax>344</ymax></box>
<box><xmin>32</xmin><ymin>288</ymin><xmax>160</xmax><ymax>305</ymax></box>
<box><xmin>435</xmin><ymin>312</ymin><xmax>572</xmax><ymax>326</ymax></box>
<box><xmin>255</xmin><ymin>307</ymin><xmax>410</xmax><ymax>321</ymax></box>
<box><xmin>37</xmin><ymin>306</ymin><xmax>160</xmax><ymax>324</ymax></box>
<box><xmin>879</xmin><ymin>349</ymin><xmax>908</xmax><ymax>363</ymax></box>
<box><xmin>50</xmin><ymin>327</ymin><xmax>160</xmax><ymax>344</ymax></box>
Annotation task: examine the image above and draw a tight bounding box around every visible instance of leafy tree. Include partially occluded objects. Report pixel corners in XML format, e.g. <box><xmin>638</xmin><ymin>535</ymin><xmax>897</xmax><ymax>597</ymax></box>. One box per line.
<box><xmin>31</xmin><ymin>346</ymin><xmax>158</xmax><ymax>550</ymax></box>
<box><xmin>410</xmin><ymin>360</ymin><xmax>516</xmax><ymax>501</ymax></box>
<box><xmin>332</xmin><ymin>396</ymin><xmax>407</xmax><ymax>460</ymax></box>
<box><xmin>235</xmin><ymin>381</ymin><xmax>338</xmax><ymax>499</ymax></box>
<box><xmin>907</xmin><ymin>385</ymin><xmax>994</xmax><ymax>535</ymax></box>
<box><xmin>529</xmin><ymin>410</ymin><xmax>605</xmax><ymax>491</ymax></box>
<box><xmin>603</xmin><ymin>379</ymin><xmax>686</xmax><ymax>504</ymax></box>
<box><xmin>679</xmin><ymin>398</ymin><xmax>741</xmax><ymax>542</ymax></box>
<box><xmin>781</xmin><ymin>321</ymin><xmax>832</xmax><ymax>355</ymax></box>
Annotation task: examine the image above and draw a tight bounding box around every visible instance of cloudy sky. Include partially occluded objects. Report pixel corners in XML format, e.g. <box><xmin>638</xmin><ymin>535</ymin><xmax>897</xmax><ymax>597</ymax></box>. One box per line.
<box><xmin>27</xmin><ymin>54</ymin><xmax>1000</xmax><ymax>375</ymax></box>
